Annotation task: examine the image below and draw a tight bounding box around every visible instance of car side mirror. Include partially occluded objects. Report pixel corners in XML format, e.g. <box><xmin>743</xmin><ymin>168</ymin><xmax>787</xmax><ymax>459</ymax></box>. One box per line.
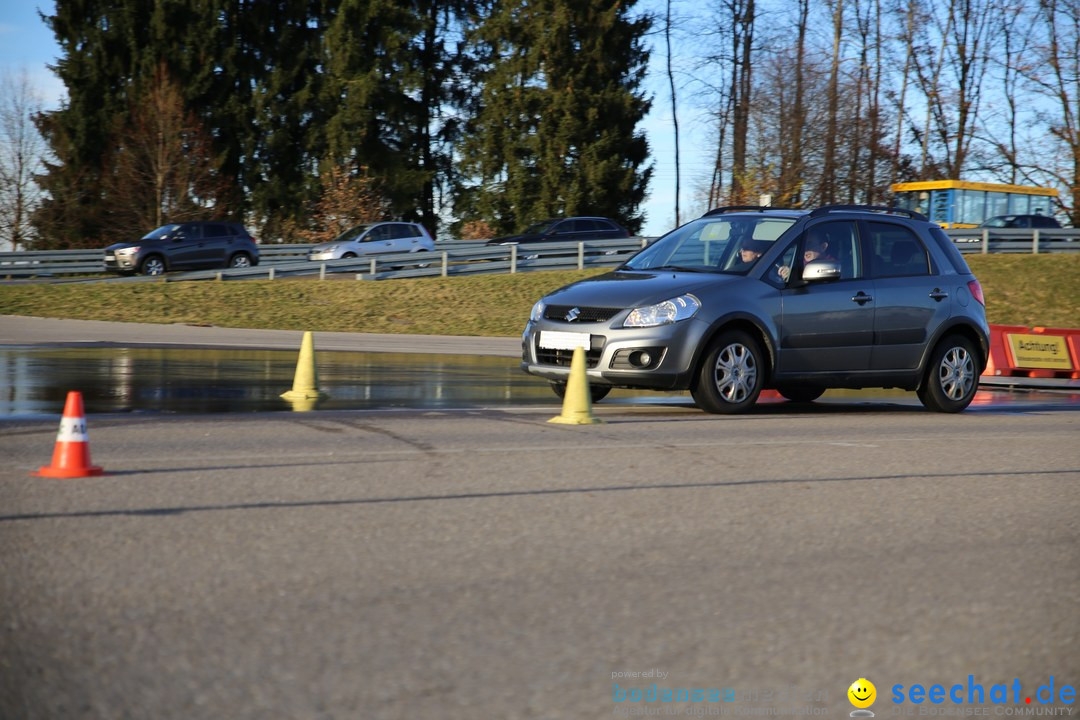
<box><xmin>803</xmin><ymin>260</ymin><xmax>841</xmax><ymax>282</ymax></box>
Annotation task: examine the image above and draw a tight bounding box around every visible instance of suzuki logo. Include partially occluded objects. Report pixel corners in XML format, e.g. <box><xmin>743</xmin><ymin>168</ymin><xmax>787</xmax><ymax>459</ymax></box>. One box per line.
<box><xmin>565</xmin><ymin>307</ymin><xmax>581</xmax><ymax>322</ymax></box>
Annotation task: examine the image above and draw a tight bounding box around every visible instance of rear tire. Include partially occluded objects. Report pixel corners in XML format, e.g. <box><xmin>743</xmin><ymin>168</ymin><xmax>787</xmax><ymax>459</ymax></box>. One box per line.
<box><xmin>917</xmin><ymin>334</ymin><xmax>979</xmax><ymax>413</ymax></box>
<box><xmin>690</xmin><ymin>330</ymin><xmax>765</xmax><ymax>414</ymax></box>
<box><xmin>228</xmin><ymin>252</ymin><xmax>252</xmax><ymax>269</ymax></box>
<box><xmin>549</xmin><ymin>381</ymin><xmax>611</xmax><ymax>404</ymax></box>
<box><xmin>776</xmin><ymin>385</ymin><xmax>825</xmax><ymax>403</ymax></box>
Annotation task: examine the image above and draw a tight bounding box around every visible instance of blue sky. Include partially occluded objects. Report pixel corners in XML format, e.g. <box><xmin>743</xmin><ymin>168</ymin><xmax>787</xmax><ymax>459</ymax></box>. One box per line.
<box><xmin>0</xmin><ymin>1</ymin><xmax>700</xmax><ymax>237</ymax></box>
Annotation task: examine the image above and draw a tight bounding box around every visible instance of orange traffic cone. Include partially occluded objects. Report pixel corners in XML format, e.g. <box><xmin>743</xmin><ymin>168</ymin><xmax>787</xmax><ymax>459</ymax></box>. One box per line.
<box><xmin>34</xmin><ymin>391</ymin><xmax>104</xmax><ymax>478</ymax></box>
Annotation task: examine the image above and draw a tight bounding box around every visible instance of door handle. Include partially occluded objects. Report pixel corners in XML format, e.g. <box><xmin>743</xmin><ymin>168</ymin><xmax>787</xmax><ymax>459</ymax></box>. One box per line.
<box><xmin>929</xmin><ymin>289</ymin><xmax>949</xmax><ymax>301</ymax></box>
<box><xmin>851</xmin><ymin>292</ymin><xmax>873</xmax><ymax>305</ymax></box>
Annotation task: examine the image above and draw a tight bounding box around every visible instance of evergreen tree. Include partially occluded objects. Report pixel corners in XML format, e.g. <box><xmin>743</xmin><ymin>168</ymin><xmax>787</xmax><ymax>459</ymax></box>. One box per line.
<box><xmin>457</xmin><ymin>0</ymin><xmax>652</xmax><ymax>234</ymax></box>
<box><xmin>321</xmin><ymin>0</ymin><xmax>428</xmax><ymax>227</ymax></box>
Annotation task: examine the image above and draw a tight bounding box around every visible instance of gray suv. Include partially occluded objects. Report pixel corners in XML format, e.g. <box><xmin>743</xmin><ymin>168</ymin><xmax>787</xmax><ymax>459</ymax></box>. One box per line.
<box><xmin>105</xmin><ymin>221</ymin><xmax>259</xmax><ymax>276</ymax></box>
<box><xmin>521</xmin><ymin>205</ymin><xmax>990</xmax><ymax>413</ymax></box>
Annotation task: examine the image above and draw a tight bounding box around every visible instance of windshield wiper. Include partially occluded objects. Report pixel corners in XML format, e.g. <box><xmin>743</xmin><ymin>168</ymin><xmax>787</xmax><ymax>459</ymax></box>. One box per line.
<box><xmin>643</xmin><ymin>264</ymin><xmax>713</xmax><ymax>273</ymax></box>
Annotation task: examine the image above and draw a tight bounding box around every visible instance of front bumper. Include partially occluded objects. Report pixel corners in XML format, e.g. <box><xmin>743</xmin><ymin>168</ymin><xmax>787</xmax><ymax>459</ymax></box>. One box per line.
<box><xmin>520</xmin><ymin>317</ymin><xmax>708</xmax><ymax>390</ymax></box>
<box><xmin>104</xmin><ymin>252</ymin><xmax>137</xmax><ymax>272</ymax></box>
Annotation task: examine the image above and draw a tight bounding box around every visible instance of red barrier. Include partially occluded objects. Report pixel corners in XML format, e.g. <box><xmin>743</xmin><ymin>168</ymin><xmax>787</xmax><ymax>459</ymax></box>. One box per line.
<box><xmin>985</xmin><ymin>324</ymin><xmax>1080</xmax><ymax>380</ymax></box>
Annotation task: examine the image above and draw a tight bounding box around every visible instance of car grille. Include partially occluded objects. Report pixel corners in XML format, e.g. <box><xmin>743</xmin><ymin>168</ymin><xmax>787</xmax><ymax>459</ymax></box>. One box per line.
<box><xmin>543</xmin><ymin>305</ymin><xmax>621</xmax><ymax>323</ymax></box>
<box><xmin>534</xmin><ymin>336</ymin><xmax>603</xmax><ymax>368</ymax></box>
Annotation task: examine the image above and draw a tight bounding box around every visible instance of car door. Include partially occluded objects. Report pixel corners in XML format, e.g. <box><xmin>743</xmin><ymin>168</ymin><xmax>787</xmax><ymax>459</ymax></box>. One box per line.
<box><xmin>863</xmin><ymin>220</ymin><xmax>953</xmax><ymax>371</ymax></box>
<box><xmin>390</xmin><ymin>223</ymin><xmax>427</xmax><ymax>252</ymax></box>
<box><xmin>199</xmin><ymin>223</ymin><xmax>230</xmax><ymax>267</ymax></box>
<box><xmin>358</xmin><ymin>224</ymin><xmax>396</xmax><ymax>255</ymax></box>
<box><xmin>777</xmin><ymin>220</ymin><xmax>873</xmax><ymax>374</ymax></box>
<box><xmin>165</xmin><ymin>223</ymin><xmax>206</xmax><ymax>269</ymax></box>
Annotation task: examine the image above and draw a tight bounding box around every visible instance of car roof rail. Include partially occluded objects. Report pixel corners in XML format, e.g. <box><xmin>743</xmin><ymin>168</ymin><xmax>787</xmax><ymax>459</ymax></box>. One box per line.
<box><xmin>702</xmin><ymin>205</ymin><xmax>799</xmax><ymax>217</ymax></box>
<box><xmin>809</xmin><ymin>204</ymin><xmax>928</xmax><ymax>222</ymax></box>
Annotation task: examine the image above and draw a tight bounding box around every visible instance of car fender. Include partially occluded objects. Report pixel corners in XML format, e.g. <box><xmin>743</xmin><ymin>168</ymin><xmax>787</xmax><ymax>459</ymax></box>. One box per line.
<box><xmin>916</xmin><ymin>318</ymin><xmax>990</xmax><ymax>376</ymax></box>
<box><xmin>690</xmin><ymin>310</ymin><xmax>780</xmax><ymax>381</ymax></box>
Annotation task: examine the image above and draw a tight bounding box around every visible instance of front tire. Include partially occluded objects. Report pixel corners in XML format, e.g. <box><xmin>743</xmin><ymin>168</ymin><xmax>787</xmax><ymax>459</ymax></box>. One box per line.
<box><xmin>549</xmin><ymin>381</ymin><xmax>611</xmax><ymax>404</ymax></box>
<box><xmin>917</xmin><ymin>334</ymin><xmax>979</xmax><ymax>413</ymax></box>
<box><xmin>691</xmin><ymin>330</ymin><xmax>765</xmax><ymax>414</ymax></box>
<box><xmin>139</xmin><ymin>255</ymin><xmax>166</xmax><ymax>276</ymax></box>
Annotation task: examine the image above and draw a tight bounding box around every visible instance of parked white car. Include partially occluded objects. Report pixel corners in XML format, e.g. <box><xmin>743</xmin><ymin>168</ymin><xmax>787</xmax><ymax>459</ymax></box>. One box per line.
<box><xmin>309</xmin><ymin>222</ymin><xmax>435</xmax><ymax>261</ymax></box>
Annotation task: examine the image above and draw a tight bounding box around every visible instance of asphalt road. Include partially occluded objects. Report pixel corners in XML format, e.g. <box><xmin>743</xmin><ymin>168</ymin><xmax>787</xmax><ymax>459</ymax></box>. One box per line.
<box><xmin>1</xmin><ymin>317</ymin><xmax>1078</xmax><ymax>719</ymax></box>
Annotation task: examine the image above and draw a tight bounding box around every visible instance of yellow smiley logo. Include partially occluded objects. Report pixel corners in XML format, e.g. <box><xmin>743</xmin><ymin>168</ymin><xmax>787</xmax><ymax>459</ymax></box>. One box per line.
<box><xmin>848</xmin><ymin>678</ymin><xmax>877</xmax><ymax>709</ymax></box>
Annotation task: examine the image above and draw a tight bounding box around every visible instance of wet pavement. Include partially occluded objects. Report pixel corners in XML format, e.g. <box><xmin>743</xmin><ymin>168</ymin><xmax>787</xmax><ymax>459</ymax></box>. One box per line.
<box><xmin>0</xmin><ymin>346</ymin><xmax>562</xmax><ymax>417</ymax></box>
<box><xmin>2</xmin><ymin>344</ymin><xmax>1078</xmax><ymax>419</ymax></box>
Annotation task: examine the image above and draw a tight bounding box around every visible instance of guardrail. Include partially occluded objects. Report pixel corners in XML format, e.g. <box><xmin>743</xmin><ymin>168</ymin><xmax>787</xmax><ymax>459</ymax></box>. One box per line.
<box><xmin>0</xmin><ymin>238</ymin><xmax>653</xmax><ymax>282</ymax></box>
<box><xmin>2</xmin><ymin>229</ymin><xmax>1077</xmax><ymax>281</ymax></box>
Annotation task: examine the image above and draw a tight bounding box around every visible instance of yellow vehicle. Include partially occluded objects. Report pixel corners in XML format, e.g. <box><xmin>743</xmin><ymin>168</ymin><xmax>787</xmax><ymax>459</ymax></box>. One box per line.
<box><xmin>890</xmin><ymin>180</ymin><xmax>1057</xmax><ymax>228</ymax></box>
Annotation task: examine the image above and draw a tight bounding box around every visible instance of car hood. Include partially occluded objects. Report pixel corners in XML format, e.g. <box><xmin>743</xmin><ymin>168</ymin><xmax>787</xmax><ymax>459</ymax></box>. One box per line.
<box><xmin>105</xmin><ymin>242</ymin><xmax>140</xmax><ymax>251</ymax></box>
<box><xmin>486</xmin><ymin>232</ymin><xmax>543</xmax><ymax>245</ymax></box>
<box><xmin>541</xmin><ymin>270</ymin><xmax>742</xmax><ymax>309</ymax></box>
<box><xmin>311</xmin><ymin>241</ymin><xmax>347</xmax><ymax>252</ymax></box>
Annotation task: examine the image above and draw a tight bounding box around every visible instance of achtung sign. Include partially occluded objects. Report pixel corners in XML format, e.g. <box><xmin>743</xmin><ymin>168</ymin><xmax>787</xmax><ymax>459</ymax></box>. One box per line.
<box><xmin>1006</xmin><ymin>333</ymin><xmax>1074</xmax><ymax>370</ymax></box>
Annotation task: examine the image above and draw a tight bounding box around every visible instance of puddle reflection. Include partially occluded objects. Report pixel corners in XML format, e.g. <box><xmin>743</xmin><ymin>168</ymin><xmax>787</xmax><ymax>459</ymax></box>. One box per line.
<box><xmin>0</xmin><ymin>347</ymin><xmax>563</xmax><ymax>417</ymax></box>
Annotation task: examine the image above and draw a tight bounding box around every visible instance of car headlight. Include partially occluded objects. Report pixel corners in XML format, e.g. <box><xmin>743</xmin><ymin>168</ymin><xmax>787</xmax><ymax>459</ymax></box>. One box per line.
<box><xmin>530</xmin><ymin>300</ymin><xmax>545</xmax><ymax>322</ymax></box>
<box><xmin>115</xmin><ymin>246</ymin><xmax>140</xmax><ymax>256</ymax></box>
<box><xmin>623</xmin><ymin>294</ymin><xmax>701</xmax><ymax>327</ymax></box>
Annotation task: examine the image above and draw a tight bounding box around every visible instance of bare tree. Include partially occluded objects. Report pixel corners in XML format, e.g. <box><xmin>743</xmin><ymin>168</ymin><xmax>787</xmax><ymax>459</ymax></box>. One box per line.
<box><xmin>777</xmin><ymin>0</ymin><xmax>810</xmax><ymax>206</ymax></box>
<box><xmin>981</xmin><ymin>0</ymin><xmax>1035</xmax><ymax>184</ymax></box>
<box><xmin>820</xmin><ymin>0</ymin><xmax>845</xmax><ymax>204</ymax></box>
<box><xmin>0</xmin><ymin>69</ymin><xmax>47</xmax><ymax>251</ymax></box>
<box><xmin>1022</xmin><ymin>0</ymin><xmax>1080</xmax><ymax>223</ymax></box>
<box><xmin>666</xmin><ymin>0</ymin><xmax>682</xmax><ymax>224</ymax></box>
<box><xmin>104</xmin><ymin>65</ymin><xmax>232</xmax><ymax>237</ymax></box>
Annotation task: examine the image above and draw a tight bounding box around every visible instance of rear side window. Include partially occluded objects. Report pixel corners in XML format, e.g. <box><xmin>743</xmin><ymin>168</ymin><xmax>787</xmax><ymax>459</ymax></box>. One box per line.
<box><xmin>867</xmin><ymin>221</ymin><xmax>929</xmax><ymax>278</ymax></box>
<box><xmin>204</xmin><ymin>224</ymin><xmax>229</xmax><ymax>238</ymax></box>
<box><xmin>928</xmin><ymin>225</ymin><xmax>973</xmax><ymax>275</ymax></box>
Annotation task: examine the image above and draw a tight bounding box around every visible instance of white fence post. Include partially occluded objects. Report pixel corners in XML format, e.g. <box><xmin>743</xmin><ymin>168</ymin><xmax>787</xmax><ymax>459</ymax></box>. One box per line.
<box><xmin>578</xmin><ymin>242</ymin><xmax>584</xmax><ymax>270</ymax></box>
<box><xmin>511</xmin><ymin>244</ymin><xmax>517</xmax><ymax>274</ymax></box>
<box><xmin>441</xmin><ymin>251</ymin><xmax>448</xmax><ymax>278</ymax></box>
<box><xmin>1032</xmin><ymin>229</ymin><xmax>1040</xmax><ymax>254</ymax></box>
<box><xmin>319</xmin><ymin>263</ymin><xmax>326</xmax><ymax>280</ymax></box>
<box><xmin>981</xmin><ymin>229</ymin><xmax>989</xmax><ymax>255</ymax></box>
<box><xmin>268</xmin><ymin>267</ymin><xmax>275</xmax><ymax>280</ymax></box>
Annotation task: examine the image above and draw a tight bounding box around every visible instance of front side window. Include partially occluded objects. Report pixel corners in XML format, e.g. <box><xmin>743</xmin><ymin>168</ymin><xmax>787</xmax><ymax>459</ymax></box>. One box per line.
<box><xmin>803</xmin><ymin>221</ymin><xmax>861</xmax><ymax>280</ymax></box>
<box><xmin>365</xmin><ymin>225</ymin><xmax>393</xmax><ymax>242</ymax></box>
<box><xmin>334</xmin><ymin>224</ymin><xmax>371</xmax><ymax>243</ymax></box>
<box><xmin>623</xmin><ymin>217</ymin><xmax>796</xmax><ymax>273</ymax></box>
<box><xmin>523</xmin><ymin>220</ymin><xmax>558</xmax><ymax>235</ymax></box>
<box><xmin>867</xmin><ymin>222</ymin><xmax>929</xmax><ymax>278</ymax></box>
<box><xmin>143</xmin><ymin>224</ymin><xmax>181</xmax><ymax>240</ymax></box>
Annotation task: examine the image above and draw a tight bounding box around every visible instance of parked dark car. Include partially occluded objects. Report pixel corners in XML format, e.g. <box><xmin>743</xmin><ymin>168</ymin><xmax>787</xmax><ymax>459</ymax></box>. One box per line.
<box><xmin>104</xmin><ymin>222</ymin><xmax>259</xmax><ymax>276</ymax></box>
<box><xmin>485</xmin><ymin>217</ymin><xmax>629</xmax><ymax>246</ymax></box>
<box><xmin>980</xmin><ymin>214</ymin><xmax>1061</xmax><ymax>229</ymax></box>
<box><xmin>521</xmin><ymin>204</ymin><xmax>990</xmax><ymax>413</ymax></box>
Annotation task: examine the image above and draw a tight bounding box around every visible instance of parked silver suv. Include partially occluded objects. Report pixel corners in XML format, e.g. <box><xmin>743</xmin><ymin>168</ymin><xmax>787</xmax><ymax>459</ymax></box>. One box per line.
<box><xmin>522</xmin><ymin>205</ymin><xmax>990</xmax><ymax>413</ymax></box>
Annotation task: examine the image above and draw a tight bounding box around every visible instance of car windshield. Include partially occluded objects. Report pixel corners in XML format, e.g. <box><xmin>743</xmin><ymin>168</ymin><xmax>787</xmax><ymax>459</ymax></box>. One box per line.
<box><xmin>523</xmin><ymin>220</ymin><xmax>558</xmax><ymax>235</ymax></box>
<box><xmin>622</xmin><ymin>217</ymin><xmax>796</xmax><ymax>273</ymax></box>
<box><xmin>142</xmin><ymin>224</ymin><xmax>182</xmax><ymax>240</ymax></box>
<box><xmin>981</xmin><ymin>216</ymin><xmax>1010</xmax><ymax>228</ymax></box>
<box><xmin>333</xmin><ymin>224</ymin><xmax>373</xmax><ymax>243</ymax></box>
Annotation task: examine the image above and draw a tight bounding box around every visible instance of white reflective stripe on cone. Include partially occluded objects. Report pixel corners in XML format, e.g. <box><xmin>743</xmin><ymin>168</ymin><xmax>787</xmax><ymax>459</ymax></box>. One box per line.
<box><xmin>56</xmin><ymin>417</ymin><xmax>88</xmax><ymax>442</ymax></box>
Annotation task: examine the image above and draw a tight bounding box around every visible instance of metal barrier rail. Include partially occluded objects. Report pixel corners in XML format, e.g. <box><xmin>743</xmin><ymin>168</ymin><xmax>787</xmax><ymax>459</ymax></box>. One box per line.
<box><xmin>2</xmin><ymin>229</ymin><xmax>1078</xmax><ymax>280</ymax></box>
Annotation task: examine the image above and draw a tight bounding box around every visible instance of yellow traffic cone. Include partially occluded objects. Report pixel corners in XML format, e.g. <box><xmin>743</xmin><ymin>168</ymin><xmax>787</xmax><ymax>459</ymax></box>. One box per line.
<box><xmin>548</xmin><ymin>346</ymin><xmax>604</xmax><ymax>425</ymax></box>
<box><xmin>281</xmin><ymin>331</ymin><xmax>329</xmax><ymax>402</ymax></box>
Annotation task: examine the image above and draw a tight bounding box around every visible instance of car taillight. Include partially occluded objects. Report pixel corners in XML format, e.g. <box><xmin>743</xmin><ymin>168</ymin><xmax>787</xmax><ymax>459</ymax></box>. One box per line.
<box><xmin>968</xmin><ymin>279</ymin><xmax>985</xmax><ymax>306</ymax></box>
